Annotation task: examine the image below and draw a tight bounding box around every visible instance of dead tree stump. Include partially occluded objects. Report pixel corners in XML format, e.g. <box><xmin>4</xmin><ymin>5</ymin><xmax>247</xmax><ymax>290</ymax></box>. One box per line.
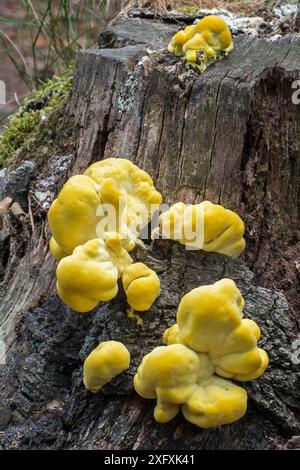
<box><xmin>0</xmin><ymin>15</ymin><xmax>299</xmax><ymax>449</ymax></box>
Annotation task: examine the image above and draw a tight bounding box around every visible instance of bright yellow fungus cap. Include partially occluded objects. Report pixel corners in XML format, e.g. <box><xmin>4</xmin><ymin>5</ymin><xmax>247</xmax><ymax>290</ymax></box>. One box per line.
<box><xmin>84</xmin><ymin>158</ymin><xmax>162</xmax><ymax>249</ymax></box>
<box><xmin>168</xmin><ymin>15</ymin><xmax>233</xmax><ymax>70</ymax></box>
<box><xmin>159</xmin><ymin>200</ymin><xmax>245</xmax><ymax>258</ymax></box>
<box><xmin>49</xmin><ymin>236</ymin><xmax>69</xmax><ymax>261</ymax></box>
<box><xmin>181</xmin><ymin>375</ymin><xmax>247</xmax><ymax>429</ymax></box>
<box><xmin>134</xmin><ymin>344</ymin><xmax>247</xmax><ymax>427</ymax></box>
<box><xmin>135</xmin><ymin>280</ymin><xmax>268</xmax><ymax>428</ymax></box>
<box><xmin>48</xmin><ymin>158</ymin><xmax>162</xmax><ymax>256</ymax></box>
<box><xmin>163</xmin><ymin>278</ymin><xmax>269</xmax><ymax>381</ymax></box>
<box><xmin>56</xmin><ymin>235</ymin><xmax>132</xmax><ymax>313</ymax></box>
<box><xmin>122</xmin><ymin>262</ymin><xmax>161</xmax><ymax>311</ymax></box>
<box><xmin>83</xmin><ymin>340</ymin><xmax>130</xmax><ymax>393</ymax></box>
<box><xmin>195</xmin><ymin>15</ymin><xmax>233</xmax><ymax>49</ymax></box>
<box><xmin>201</xmin><ymin>201</ymin><xmax>245</xmax><ymax>257</ymax></box>
<box><xmin>48</xmin><ymin>175</ymin><xmax>101</xmax><ymax>255</ymax></box>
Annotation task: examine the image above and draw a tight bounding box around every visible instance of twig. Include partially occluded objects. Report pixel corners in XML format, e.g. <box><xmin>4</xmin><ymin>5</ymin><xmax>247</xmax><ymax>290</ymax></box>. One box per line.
<box><xmin>30</xmin><ymin>192</ymin><xmax>46</xmax><ymax>210</ymax></box>
<box><xmin>37</xmin><ymin>220</ymin><xmax>45</xmax><ymax>251</ymax></box>
<box><xmin>14</xmin><ymin>92</ymin><xmax>20</xmax><ymax>106</ymax></box>
<box><xmin>27</xmin><ymin>194</ymin><xmax>35</xmax><ymax>237</ymax></box>
<box><xmin>0</xmin><ymin>30</ymin><xmax>30</xmax><ymax>74</ymax></box>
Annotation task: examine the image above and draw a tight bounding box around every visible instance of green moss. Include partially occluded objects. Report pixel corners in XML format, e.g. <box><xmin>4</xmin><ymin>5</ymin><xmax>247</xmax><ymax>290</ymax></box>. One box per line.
<box><xmin>0</xmin><ymin>66</ymin><xmax>73</xmax><ymax>167</ymax></box>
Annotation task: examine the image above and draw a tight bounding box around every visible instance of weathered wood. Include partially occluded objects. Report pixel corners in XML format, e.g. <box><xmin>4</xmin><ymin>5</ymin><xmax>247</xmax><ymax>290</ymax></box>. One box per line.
<box><xmin>0</xmin><ymin>241</ymin><xmax>299</xmax><ymax>449</ymax></box>
<box><xmin>98</xmin><ymin>18</ymin><xmax>179</xmax><ymax>48</ymax></box>
<box><xmin>0</xmin><ymin>16</ymin><xmax>299</xmax><ymax>449</ymax></box>
<box><xmin>69</xmin><ymin>20</ymin><xmax>300</xmax><ymax>326</ymax></box>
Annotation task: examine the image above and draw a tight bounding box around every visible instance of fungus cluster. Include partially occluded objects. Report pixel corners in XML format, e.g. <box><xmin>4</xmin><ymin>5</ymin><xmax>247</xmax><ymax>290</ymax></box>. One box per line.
<box><xmin>48</xmin><ymin>158</ymin><xmax>162</xmax><ymax>313</ymax></box>
<box><xmin>168</xmin><ymin>15</ymin><xmax>233</xmax><ymax>71</ymax></box>
<box><xmin>56</xmin><ymin>234</ymin><xmax>132</xmax><ymax>313</ymax></box>
<box><xmin>48</xmin><ymin>156</ymin><xmax>269</xmax><ymax>428</ymax></box>
<box><xmin>49</xmin><ymin>158</ymin><xmax>162</xmax><ymax>256</ymax></box>
<box><xmin>159</xmin><ymin>201</ymin><xmax>245</xmax><ymax>258</ymax></box>
<box><xmin>134</xmin><ymin>279</ymin><xmax>269</xmax><ymax>428</ymax></box>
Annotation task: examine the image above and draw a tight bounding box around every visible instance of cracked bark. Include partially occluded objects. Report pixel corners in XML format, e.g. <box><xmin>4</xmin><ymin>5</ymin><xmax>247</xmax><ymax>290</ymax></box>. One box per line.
<box><xmin>0</xmin><ymin>16</ymin><xmax>299</xmax><ymax>449</ymax></box>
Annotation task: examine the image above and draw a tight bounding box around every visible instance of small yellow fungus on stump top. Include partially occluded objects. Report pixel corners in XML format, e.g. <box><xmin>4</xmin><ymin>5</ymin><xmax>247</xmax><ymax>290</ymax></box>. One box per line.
<box><xmin>168</xmin><ymin>15</ymin><xmax>233</xmax><ymax>71</ymax></box>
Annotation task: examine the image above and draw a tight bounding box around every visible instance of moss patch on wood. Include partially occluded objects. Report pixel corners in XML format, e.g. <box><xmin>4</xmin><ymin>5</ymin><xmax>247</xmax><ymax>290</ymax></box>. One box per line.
<box><xmin>0</xmin><ymin>67</ymin><xmax>73</xmax><ymax>168</ymax></box>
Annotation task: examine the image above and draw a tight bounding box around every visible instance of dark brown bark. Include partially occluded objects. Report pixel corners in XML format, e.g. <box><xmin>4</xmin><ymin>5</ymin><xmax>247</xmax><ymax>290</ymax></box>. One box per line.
<box><xmin>0</xmin><ymin>15</ymin><xmax>299</xmax><ymax>449</ymax></box>
<box><xmin>0</xmin><ymin>241</ymin><xmax>299</xmax><ymax>449</ymax></box>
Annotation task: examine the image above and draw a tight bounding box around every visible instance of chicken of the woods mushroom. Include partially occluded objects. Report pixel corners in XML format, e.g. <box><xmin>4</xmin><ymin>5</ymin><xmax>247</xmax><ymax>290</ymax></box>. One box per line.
<box><xmin>134</xmin><ymin>279</ymin><xmax>269</xmax><ymax>428</ymax></box>
<box><xmin>168</xmin><ymin>15</ymin><xmax>233</xmax><ymax>71</ymax></box>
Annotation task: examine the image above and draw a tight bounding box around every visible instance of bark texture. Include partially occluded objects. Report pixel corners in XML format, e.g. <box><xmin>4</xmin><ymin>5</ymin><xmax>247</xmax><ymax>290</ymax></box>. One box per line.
<box><xmin>0</xmin><ymin>241</ymin><xmax>299</xmax><ymax>449</ymax></box>
<box><xmin>72</xmin><ymin>17</ymin><xmax>300</xmax><ymax>325</ymax></box>
<box><xmin>0</xmin><ymin>15</ymin><xmax>299</xmax><ymax>449</ymax></box>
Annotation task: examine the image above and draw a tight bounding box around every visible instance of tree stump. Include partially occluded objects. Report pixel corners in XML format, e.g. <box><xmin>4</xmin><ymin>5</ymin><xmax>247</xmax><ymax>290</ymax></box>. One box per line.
<box><xmin>0</xmin><ymin>15</ymin><xmax>299</xmax><ymax>449</ymax></box>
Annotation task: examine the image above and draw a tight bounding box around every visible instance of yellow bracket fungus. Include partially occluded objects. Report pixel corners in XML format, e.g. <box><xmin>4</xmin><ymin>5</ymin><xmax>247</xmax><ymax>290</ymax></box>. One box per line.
<box><xmin>48</xmin><ymin>158</ymin><xmax>162</xmax><ymax>256</ymax></box>
<box><xmin>134</xmin><ymin>344</ymin><xmax>247</xmax><ymax>428</ymax></box>
<box><xmin>49</xmin><ymin>158</ymin><xmax>163</xmax><ymax>315</ymax></box>
<box><xmin>49</xmin><ymin>174</ymin><xmax>101</xmax><ymax>256</ymax></box>
<box><xmin>164</xmin><ymin>279</ymin><xmax>269</xmax><ymax>381</ymax></box>
<box><xmin>168</xmin><ymin>15</ymin><xmax>233</xmax><ymax>71</ymax></box>
<box><xmin>122</xmin><ymin>262</ymin><xmax>161</xmax><ymax>312</ymax></box>
<box><xmin>83</xmin><ymin>340</ymin><xmax>130</xmax><ymax>393</ymax></box>
<box><xmin>134</xmin><ymin>279</ymin><xmax>269</xmax><ymax>428</ymax></box>
<box><xmin>56</xmin><ymin>233</ymin><xmax>132</xmax><ymax>313</ymax></box>
<box><xmin>49</xmin><ymin>236</ymin><xmax>69</xmax><ymax>261</ymax></box>
<box><xmin>159</xmin><ymin>200</ymin><xmax>245</xmax><ymax>258</ymax></box>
